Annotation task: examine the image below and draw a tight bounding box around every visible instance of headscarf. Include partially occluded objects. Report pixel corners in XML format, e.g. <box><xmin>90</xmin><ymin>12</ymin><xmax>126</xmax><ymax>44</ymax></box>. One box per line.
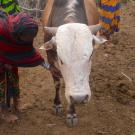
<box><xmin>8</xmin><ymin>12</ymin><xmax>38</xmax><ymax>41</ymax></box>
<box><xmin>0</xmin><ymin>12</ymin><xmax>44</xmax><ymax>67</ymax></box>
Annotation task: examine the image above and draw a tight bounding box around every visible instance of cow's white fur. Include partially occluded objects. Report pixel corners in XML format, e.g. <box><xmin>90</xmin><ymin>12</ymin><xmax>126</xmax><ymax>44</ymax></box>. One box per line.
<box><xmin>56</xmin><ymin>23</ymin><xmax>93</xmax><ymax>103</ymax></box>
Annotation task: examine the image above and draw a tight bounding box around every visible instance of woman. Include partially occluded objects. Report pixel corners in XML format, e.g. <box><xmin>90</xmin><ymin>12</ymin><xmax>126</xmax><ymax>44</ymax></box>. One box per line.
<box><xmin>96</xmin><ymin>0</ymin><xmax>121</xmax><ymax>40</ymax></box>
<box><xmin>0</xmin><ymin>11</ymin><xmax>59</xmax><ymax>123</ymax></box>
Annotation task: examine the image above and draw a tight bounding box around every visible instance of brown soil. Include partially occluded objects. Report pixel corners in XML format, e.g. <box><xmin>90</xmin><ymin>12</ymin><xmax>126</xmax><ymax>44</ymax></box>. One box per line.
<box><xmin>0</xmin><ymin>2</ymin><xmax>135</xmax><ymax>135</ymax></box>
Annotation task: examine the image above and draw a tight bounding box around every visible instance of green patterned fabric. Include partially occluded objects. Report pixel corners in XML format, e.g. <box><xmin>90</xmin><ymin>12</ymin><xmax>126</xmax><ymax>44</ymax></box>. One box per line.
<box><xmin>0</xmin><ymin>0</ymin><xmax>21</xmax><ymax>15</ymax></box>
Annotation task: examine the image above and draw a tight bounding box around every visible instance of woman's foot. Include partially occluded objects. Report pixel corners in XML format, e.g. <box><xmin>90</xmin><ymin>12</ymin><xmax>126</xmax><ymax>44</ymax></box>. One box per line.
<box><xmin>97</xmin><ymin>30</ymin><xmax>114</xmax><ymax>48</ymax></box>
<box><xmin>1</xmin><ymin>113</ymin><xmax>18</xmax><ymax>123</ymax></box>
<box><xmin>104</xmin><ymin>40</ymin><xmax>114</xmax><ymax>47</ymax></box>
<box><xmin>0</xmin><ymin>107</ymin><xmax>18</xmax><ymax>123</ymax></box>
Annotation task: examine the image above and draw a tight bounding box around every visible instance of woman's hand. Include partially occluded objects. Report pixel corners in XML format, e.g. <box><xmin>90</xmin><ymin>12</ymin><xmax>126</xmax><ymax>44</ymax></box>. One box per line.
<box><xmin>41</xmin><ymin>61</ymin><xmax>62</xmax><ymax>78</ymax></box>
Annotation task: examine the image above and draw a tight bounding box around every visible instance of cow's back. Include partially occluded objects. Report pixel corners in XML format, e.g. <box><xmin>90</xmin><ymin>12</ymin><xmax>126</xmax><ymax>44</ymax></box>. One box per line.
<box><xmin>43</xmin><ymin>0</ymin><xmax>99</xmax><ymax>42</ymax></box>
<box><xmin>50</xmin><ymin>0</ymin><xmax>88</xmax><ymax>26</ymax></box>
<box><xmin>43</xmin><ymin>0</ymin><xmax>98</xmax><ymax>26</ymax></box>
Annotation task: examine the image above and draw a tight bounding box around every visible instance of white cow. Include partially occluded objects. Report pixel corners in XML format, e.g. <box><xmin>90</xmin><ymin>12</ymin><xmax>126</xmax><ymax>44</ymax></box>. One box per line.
<box><xmin>40</xmin><ymin>23</ymin><xmax>106</xmax><ymax>127</ymax></box>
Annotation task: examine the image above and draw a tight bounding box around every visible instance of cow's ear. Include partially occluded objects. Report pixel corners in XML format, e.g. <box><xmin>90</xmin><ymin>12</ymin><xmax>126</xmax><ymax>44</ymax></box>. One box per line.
<box><xmin>93</xmin><ymin>35</ymin><xmax>107</xmax><ymax>45</ymax></box>
<box><xmin>89</xmin><ymin>24</ymin><xmax>102</xmax><ymax>35</ymax></box>
<box><xmin>39</xmin><ymin>37</ymin><xmax>56</xmax><ymax>50</ymax></box>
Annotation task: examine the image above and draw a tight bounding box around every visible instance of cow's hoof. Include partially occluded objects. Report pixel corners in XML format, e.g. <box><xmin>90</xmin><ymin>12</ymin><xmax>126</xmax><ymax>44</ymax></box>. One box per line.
<box><xmin>66</xmin><ymin>114</ymin><xmax>78</xmax><ymax>127</ymax></box>
<box><xmin>53</xmin><ymin>104</ymin><xmax>63</xmax><ymax>115</ymax></box>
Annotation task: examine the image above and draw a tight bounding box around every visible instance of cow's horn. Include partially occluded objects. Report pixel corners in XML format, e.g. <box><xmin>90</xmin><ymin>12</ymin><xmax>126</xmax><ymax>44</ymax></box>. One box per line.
<box><xmin>39</xmin><ymin>37</ymin><xmax>56</xmax><ymax>50</ymax></box>
<box><xmin>45</xmin><ymin>37</ymin><xmax>57</xmax><ymax>50</ymax></box>
<box><xmin>44</xmin><ymin>27</ymin><xmax>58</xmax><ymax>36</ymax></box>
<box><xmin>89</xmin><ymin>24</ymin><xmax>102</xmax><ymax>35</ymax></box>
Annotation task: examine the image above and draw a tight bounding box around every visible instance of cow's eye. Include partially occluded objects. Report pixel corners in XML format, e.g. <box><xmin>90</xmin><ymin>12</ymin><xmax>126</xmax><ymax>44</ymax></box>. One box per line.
<box><xmin>88</xmin><ymin>56</ymin><xmax>91</xmax><ymax>62</ymax></box>
<box><xmin>59</xmin><ymin>57</ymin><xmax>64</xmax><ymax>65</ymax></box>
<box><xmin>92</xmin><ymin>39</ymin><xmax>95</xmax><ymax>46</ymax></box>
<box><xmin>89</xmin><ymin>52</ymin><xmax>93</xmax><ymax>61</ymax></box>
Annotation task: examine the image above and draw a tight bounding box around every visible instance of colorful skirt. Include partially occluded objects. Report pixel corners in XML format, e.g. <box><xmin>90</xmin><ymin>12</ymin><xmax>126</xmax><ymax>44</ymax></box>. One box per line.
<box><xmin>0</xmin><ymin>64</ymin><xmax>20</xmax><ymax>108</ymax></box>
<box><xmin>97</xmin><ymin>0</ymin><xmax>121</xmax><ymax>36</ymax></box>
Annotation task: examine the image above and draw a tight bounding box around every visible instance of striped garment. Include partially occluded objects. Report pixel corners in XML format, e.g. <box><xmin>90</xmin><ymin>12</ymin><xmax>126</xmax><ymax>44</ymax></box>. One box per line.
<box><xmin>0</xmin><ymin>65</ymin><xmax>19</xmax><ymax>108</ymax></box>
<box><xmin>0</xmin><ymin>0</ymin><xmax>21</xmax><ymax>15</ymax></box>
<box><xmin>97</xmin><ymin>0</ymin><xmax>121</xmax><ymax>35</ymax></box>
<box><xmin>0</xmin><ymin>12</ymin><xmax>44</xmax><ymax>67</ymax></box>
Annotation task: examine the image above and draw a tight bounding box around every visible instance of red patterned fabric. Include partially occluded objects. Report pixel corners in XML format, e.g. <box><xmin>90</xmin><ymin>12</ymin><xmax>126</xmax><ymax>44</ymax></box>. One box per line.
<box><xmin>0</xmin><ymin>12</ymin><xmax>44</xmax><ymax>67</ymax></box>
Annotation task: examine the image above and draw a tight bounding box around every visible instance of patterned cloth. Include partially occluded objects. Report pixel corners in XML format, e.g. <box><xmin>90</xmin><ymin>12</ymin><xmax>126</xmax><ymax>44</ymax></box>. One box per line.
<box><xmin>0</xmin><ymin>65</ymin><xmax>6</xmax><ymax>106</ymax></box>
<box><xmin>0</xmin><ymin>12</ymin><xmax>44</xmax><ymax>67</ymax></box>
<box><xmin>0</xmin><ymin>64</ymin><xmax>19</xmax><ymax>108</ymax></box>
<box><xmin>9</xmin><ymin>12</ymin><xmax>38</xmax><ymax>38</ymax></box>
<box><xmin>97</xmin><ymin>0</ymin><xmax>121</xmax><ymax>36</ymax></box>
<box><xmin>0</xmin><ymin>0</ymin><xmax>21</xmax><ymax>15</ymax></box>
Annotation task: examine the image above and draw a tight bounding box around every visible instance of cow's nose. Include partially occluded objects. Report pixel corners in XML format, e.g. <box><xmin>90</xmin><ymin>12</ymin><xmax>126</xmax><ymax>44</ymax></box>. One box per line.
<box><xmin>70</xmin><ymin>95</ymin><xmax>89</xmax><ymax>104</ymax></box>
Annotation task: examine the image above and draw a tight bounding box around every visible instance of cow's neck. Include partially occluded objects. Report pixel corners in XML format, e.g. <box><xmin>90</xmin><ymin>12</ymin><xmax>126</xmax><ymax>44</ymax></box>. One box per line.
<box><xmin>50</xmin><ymin>0</ymin><xmax>88</xmax><ymax>26</ymax></box>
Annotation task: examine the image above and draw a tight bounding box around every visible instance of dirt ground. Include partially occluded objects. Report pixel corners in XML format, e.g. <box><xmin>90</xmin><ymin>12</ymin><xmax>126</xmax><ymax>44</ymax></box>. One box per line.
<box><xmin>0</xmin><ymin>2</ymin><xmax>135</xmax><ymax>135</ymax></box>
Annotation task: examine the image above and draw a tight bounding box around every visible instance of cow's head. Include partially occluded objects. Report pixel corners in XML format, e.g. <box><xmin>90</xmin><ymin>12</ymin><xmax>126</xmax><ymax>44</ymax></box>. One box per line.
<box><xmin>40</xmin><ymin>23</ymin><xmax>106</xmax><ymax>104</ymax></box>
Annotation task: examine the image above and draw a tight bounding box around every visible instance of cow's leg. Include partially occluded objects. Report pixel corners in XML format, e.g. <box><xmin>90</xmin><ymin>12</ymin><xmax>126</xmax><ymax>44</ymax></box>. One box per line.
<box><xmin>66</xmin><ymin>103</ymin><xmax>78</xmax><ymax>127</ymax></box>
<box><xmin>52</xmin><ymin>76</ymin><xmax>62</xmax><ymax>115</ymax></box>
<box><xmin>46</xmin><ymin>49</ymin><xmax>62</xmax><ymax>115</ymax></box>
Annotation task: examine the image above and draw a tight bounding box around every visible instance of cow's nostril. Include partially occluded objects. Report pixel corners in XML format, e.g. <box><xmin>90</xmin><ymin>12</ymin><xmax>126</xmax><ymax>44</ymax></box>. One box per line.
<box><xmin>83</xmin><ymin>95</ymin><xmax>89</xmax><ymax>104</ymax></box>
<box><xmin>70</xmin><ymin>95</ymin><xmax>74</xmax><ymax>103</ymax></box>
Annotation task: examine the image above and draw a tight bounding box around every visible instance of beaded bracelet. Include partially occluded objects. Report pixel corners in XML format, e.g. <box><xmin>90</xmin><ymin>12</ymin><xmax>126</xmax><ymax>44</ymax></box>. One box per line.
<box><xmin>41</xmin><ymin>61</ymin><xmax>50</xmax><ymax>70</ymax></box>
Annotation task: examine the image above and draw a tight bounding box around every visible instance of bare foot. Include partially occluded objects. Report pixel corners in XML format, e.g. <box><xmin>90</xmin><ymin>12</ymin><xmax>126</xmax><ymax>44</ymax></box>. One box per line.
<box><xmin>0</xmin><ymin>107</ymin><xmax>19</xmax><ymax>123</ymax></box>
<box><xmin>1</xmin><ymin>113</ymin><xmax>18</xmax><ymax>123</ymax></box>
<box><xmin>104</xmin><ymin>41</ymin><xmax>114</xmax><ymax>47</ymax></box>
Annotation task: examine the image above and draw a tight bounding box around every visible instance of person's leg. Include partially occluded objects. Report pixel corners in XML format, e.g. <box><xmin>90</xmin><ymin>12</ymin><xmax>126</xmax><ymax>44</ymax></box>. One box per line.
<box><xmin>112</xmin><ymin>1</ymin><xmax>121</xmax><ymax>33</ymax></box>
<box><xmin>0</xmin><ymin>65</ymin><xmax>7</xmax><ymax>114</ymax></box>
<box><xmin>98</xmin><ymin>0</ymin><xmax>114</xmax><ymax>37</ymax></box>
<box><xmin>0</xmin><ymin>66</ymin><xmax>18</xmax><ymax>123</ymax></box>
<box><xmin>97</xmin><ymin>0</ymin><xmax>118</xmax><ymax>47</ymax></box>
<box><xmin>7</xmin><ymin>67</ymin><xmax>20</xmax><ymax>111</ymax></box>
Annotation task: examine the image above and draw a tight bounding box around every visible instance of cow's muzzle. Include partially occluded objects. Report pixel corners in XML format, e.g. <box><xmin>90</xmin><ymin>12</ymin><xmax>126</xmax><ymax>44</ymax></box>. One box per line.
<box><xmin>70</xmin><ymin>95</ymin><xmax>89</xmax><ymax>104</ymax></box>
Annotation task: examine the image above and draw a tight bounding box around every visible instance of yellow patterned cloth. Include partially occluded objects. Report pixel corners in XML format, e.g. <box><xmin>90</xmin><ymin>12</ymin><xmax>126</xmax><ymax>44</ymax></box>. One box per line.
<box><xmin>97</xmin><ymin>0</ymin><xmax>121</xmax><ymax>35</ymax></box>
